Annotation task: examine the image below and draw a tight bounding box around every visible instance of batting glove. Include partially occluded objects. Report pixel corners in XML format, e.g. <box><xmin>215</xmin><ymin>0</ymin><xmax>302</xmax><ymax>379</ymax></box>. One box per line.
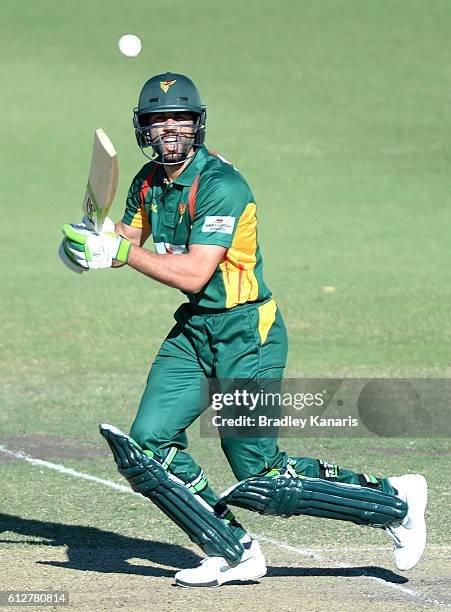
<box><xmin>62</xmin><ymin>222</ymin><xmax>131</xmax><ymax>270</ymax></box>
<box><xmin>58</xmin><ymin>238</ymin><xmax>86</xmax><ymax>274</ymax></box>
<box><xmin>59</xmin><ymin>216</ymin><xmax>117</xmax><ymax>274</ymax></box>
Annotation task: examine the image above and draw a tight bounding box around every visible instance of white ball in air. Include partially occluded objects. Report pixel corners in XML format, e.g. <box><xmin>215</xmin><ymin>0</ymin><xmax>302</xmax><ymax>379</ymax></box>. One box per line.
<box><xmin>118</xmin><ymin>34</ymin><xmax>142</xmax><ymax>57</ymax></box>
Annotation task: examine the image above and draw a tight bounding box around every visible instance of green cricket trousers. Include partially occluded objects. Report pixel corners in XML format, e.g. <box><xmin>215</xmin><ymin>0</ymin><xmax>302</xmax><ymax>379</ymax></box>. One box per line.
<box><xmin>130</xmin><ymin>297</ymin><xmax>396</xmax><ymax>535</ymax></box>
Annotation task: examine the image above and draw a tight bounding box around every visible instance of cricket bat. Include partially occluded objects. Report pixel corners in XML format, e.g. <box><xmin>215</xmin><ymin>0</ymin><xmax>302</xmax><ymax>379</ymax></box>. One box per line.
<box><xmin>82</xmin><ymin>128</ymin><xmax>119</xmax><ymax>233</ymax></box>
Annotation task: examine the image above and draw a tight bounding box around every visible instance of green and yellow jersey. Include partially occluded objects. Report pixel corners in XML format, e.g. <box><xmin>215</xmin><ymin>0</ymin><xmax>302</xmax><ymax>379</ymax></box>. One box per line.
<box><xmin>122</xmin><ymin>145</ymin><xmax>271</xmax><ymax>310</ymax></box>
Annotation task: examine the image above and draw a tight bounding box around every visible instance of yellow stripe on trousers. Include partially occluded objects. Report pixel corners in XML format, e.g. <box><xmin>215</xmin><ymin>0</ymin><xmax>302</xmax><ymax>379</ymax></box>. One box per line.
<box><xmin>257</xmin><ymin>299</ymin><xmax>277</xmax><ymax>345</ymax></box>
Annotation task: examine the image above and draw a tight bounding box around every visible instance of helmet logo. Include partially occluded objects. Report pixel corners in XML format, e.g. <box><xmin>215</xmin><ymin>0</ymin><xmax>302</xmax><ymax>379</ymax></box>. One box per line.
<box><xmin>160</xmin><ymin>79</ymin><xmax>176</xmax><ymax>93</ymax></box>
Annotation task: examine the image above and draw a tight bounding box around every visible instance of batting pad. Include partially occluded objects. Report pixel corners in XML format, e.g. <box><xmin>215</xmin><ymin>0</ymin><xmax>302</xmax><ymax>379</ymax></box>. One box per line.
<box><xmin>99</xmin><ymin>424</ymin><xmax>244</xmax><ymax>563</ymax></box>
<box><xmin>220</xmin><ymin>474</ymin><xmax>407</xmax><ymax>527</ymax></box>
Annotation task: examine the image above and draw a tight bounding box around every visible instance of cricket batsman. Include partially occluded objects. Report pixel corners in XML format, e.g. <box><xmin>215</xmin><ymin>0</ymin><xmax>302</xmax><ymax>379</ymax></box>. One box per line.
<box><xmin>61</xmin><ymin>73</ymin><xmax>428</xmax><ymax>587</ymax></box>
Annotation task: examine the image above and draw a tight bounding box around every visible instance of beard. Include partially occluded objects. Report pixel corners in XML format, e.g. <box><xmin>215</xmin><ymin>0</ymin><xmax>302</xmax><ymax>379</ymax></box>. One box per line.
<box><xmin>153</xmin><ymin>134</ymin><xmax>195</xmax><ymax>165</ymax></box>
<box><xmin>162</xmin><ymin>149</ymin><xmax>189</xmax><ymax>164</ymax></box>
<box><xmin>160</xmin><ymin>140</ymin><xmax>195</xmax><ymax>164</ymax></box>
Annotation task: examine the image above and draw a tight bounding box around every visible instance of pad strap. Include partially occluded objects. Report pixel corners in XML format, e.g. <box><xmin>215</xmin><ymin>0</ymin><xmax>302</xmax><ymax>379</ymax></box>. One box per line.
<box><xmin>100</xmin><ymin>424</ymin><xmax>244</xmax><ymax>564</ymax></box>
<box><xmin>358</xmin><ymin>473</ymin><xmax>381</xmax><ymax>488</ymax></box>
<box><xmin>220</xmin><ymin>474</ymin><xmax>407</xmax><ymax>527</ymax></box>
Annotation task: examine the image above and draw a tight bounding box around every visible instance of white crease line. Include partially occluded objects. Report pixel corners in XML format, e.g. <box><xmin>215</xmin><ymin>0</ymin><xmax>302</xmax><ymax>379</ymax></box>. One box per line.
<box><xmin>256</xmin><ymin>535</ymin><xmax>450</xmax><ymax>608</ymax></box>
<box><xmin>0</xmin><ymin>446</ymin><xmax>138</xmax><ymax>496</ymax></box>
<box><xmin>299</xmin><ymin>545</ymin><xmax>451</xmax><ymax>552</ymax></box>
<box><xmin>251</xmin><ymin>534</ymin><xmax>324</xmax><ymax>562</ymax></box>
<box><xmin>257</xmin><ymin>535</ymin><xmax>418</xmax><ymax>593</ymax></box>
<box><xmin>1</xmin><ymin>445</ymin><xmax>449</xmax><ymax>608</ymax></box>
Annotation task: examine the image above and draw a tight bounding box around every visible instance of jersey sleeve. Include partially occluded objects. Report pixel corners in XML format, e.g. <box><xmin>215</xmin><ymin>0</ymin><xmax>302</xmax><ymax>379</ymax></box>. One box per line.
<box><xmin>189</xmin><ymin>173</ymin><xmax>252</xmax><ymax>248</ymax></box>
<box><xmin>121</xmin><ymin>164</ymin><xmax>153</xmax><ymax>230</ymax></box>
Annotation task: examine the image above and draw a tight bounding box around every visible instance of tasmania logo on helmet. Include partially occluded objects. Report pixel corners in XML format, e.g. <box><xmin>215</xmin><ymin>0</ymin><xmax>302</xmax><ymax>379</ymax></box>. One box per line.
<box><xmin>201</xmin><ymin>216</ymin><xmax>235</xmax><ymax>234</ymax></box>
<box><xmin>160</xmin><ymin>80</ymin><xmax>176</xmax><ymax>93</ymax></box>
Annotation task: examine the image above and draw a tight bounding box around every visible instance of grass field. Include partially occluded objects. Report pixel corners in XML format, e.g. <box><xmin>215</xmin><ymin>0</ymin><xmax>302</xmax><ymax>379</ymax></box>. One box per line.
<box><xmin>1</xmin><ymin>1</ymin><xmax>450</xmax><ymax>610</ymax></box>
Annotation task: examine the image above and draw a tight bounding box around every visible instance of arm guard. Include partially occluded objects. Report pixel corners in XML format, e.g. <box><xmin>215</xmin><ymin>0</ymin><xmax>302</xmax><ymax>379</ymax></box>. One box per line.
<box><xmin>220</xmin><ymin>474</ymin><xmax>407</xmax><ymax>527</ymax></box>
<box><xmin>99</xmin><ymin>424</ymin><xmax>244</xmax><ymax>564</ymax></box>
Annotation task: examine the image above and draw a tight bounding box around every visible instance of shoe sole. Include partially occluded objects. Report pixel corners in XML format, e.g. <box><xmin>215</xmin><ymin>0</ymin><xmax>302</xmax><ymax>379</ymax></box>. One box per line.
<box><xmin>175</xmin><ymin>578</ymin><xmax>219</xmax><ymax>588</ymax></box>
<box><xmin>175</xmin><ymin>569</ymin><xmax>267</xmax><ymax>588</ymax></box>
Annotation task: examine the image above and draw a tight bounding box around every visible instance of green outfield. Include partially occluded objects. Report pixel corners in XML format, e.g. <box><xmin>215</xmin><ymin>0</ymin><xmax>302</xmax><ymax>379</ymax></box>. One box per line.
<box><xmin>1</xmin><ymin>0</ymin><xmax>450</xmax><ymax>609</ymax></box>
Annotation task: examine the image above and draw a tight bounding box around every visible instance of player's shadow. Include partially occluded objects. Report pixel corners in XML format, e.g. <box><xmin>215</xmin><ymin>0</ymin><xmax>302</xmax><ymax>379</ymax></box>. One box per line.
<box><xmin>0</xmin><ymin>513</ymin><xmax>201</xmax><ymax>578</ymax></box>
<box><xmin>266</xmin><ymin>565</ymin><xmax>409</xmax><ymax>584</ymax></box>
<box><xmin>0</xmin><ymin>514</ymin><xmax>408</xmax><ymax>585</ymax></box>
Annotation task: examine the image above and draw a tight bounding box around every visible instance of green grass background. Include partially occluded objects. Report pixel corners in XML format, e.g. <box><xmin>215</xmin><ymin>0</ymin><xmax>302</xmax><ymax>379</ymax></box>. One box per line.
<box><xmin>0</xmin><ymin>0</ymin><xmax>450</xmax><ymax>555</ymax></box>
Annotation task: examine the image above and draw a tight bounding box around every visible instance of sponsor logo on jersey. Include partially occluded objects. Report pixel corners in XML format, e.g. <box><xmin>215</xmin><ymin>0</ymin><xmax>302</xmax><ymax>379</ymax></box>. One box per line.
<box><xmin>160</xmin><ymin>79</ymin><xmax>177</xmax><ymax>93</ymax></box>
<box><xmin>201</xmin><ymin>216</ymin><xmax>235</xmax><ymax>234</ymax></box>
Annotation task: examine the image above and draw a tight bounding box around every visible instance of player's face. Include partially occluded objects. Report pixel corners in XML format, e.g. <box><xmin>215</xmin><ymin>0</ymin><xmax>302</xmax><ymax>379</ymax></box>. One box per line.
<box><xmin>148</xmin><ymin>112</ymin><xmax>196</xmax><ymax>164</ymax></box>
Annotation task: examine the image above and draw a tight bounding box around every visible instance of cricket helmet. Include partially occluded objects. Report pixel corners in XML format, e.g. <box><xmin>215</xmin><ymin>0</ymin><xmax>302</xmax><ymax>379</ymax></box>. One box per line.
<box><xmin>133</xmin><ymin>72</ymin><xmax>207</xmax><ymax>163</ymax></box>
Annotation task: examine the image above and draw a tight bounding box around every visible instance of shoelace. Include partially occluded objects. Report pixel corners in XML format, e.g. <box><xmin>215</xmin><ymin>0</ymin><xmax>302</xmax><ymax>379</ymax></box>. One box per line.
<box><xmin>386</xmin><ymin>524</ymin><xmax>402</xmax><ymax>548</ymax></box>
<box><xmin>200</xmin><ymin>556</ymin><xmax>225</xmax><ymax>566</ymax></box>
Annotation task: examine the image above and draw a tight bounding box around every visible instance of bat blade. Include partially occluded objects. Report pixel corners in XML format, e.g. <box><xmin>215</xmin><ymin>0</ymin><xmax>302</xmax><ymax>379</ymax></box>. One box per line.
<box><xmin>82</xmin><ymin>128</ymin><xmax>119</xmax><ymax>232</ymax></box>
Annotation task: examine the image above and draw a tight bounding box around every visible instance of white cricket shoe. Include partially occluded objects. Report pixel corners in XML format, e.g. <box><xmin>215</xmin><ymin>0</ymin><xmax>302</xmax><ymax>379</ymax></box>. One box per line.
<box><xmin>175</xmin><ymin>540</ymin><xmax>267</xmax><ymax>587</ymax></box>
<box><xmin>386</xmin><ymin>474</ymin><xmax>427</xmax><ymax>571</ymax></box>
